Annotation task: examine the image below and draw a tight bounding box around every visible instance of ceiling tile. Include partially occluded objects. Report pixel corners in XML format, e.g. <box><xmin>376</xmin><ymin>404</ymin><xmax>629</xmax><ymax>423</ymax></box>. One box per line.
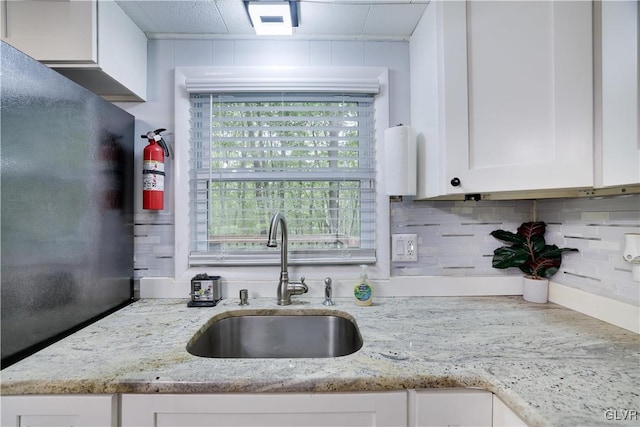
<box><xmin>215</xmin><ymin>0</ymin><xmax>254</xmax><ymax>34</ymax></box>
<box><xmin>297</xmin><ymin>2</ymin><xmax>370</xmax><ymax>36</ymax></box>
<box><xmin>118</xmin><ymin>1</ymin><xmax>228</xmax><ymax>34</ymax></box>
<box><xmin>116</xmin><ymin>1</ymin><xmax>160</xmax><ymax>33</ymax></box>
<box><xmin>364</xmin><ymin>4</ymin><xmax>428</xmax><ymax>37</ymax></box>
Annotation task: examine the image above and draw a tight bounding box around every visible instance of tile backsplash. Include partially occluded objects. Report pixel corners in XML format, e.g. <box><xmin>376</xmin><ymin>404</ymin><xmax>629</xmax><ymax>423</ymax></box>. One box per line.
<box><xmin>390</xmin><ymin>195</ymin><xmax>639</xmax><ymax>306</ymax></box>
<box><xmin>390</xmin><ymin>199</ymin><xmax>533</xmax><ymax>277</ymax></box>
<box><xmin>536</xmin><ymin>195</ymin><xmax>639</xmax><ymax>306</ymax></box>
<box><xmin>136</xmin><ymin>194</ymin><xmax>640</xmax><ymax>306</ymax></box>
<box><xmin>134</xmin><ymin>213</ymin><xmax>175</xmax><ymax>279</ymax></box>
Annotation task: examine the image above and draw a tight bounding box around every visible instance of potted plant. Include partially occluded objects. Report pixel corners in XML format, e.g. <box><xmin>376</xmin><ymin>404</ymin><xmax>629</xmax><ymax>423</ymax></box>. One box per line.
<box><xmin>490</xmin><ymin>221</ymin><xmax>578</xmax><ymax>303</ymax></box>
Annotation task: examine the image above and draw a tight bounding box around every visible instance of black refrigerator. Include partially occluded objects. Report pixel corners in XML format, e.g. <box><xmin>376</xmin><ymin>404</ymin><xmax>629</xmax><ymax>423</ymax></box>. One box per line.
<box><xmin>1</xmin><ymin>41</ymin><xmax>135</xmax><ymax>367</ymax></box>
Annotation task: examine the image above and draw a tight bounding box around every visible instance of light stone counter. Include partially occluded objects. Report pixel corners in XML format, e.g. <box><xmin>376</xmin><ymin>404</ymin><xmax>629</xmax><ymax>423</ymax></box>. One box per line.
<box><xmin>1</xmin><ymin>296</ymin><xmax>638</xmax><ymax>427</ymax></box>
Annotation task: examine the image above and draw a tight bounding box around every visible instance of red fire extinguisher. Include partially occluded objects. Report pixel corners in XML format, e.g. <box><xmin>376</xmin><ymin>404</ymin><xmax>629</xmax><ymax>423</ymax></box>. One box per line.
<box><xmin>142</xmin><ymin>128</ymin><xmax>170</xmax><ymax>210</ymax></box>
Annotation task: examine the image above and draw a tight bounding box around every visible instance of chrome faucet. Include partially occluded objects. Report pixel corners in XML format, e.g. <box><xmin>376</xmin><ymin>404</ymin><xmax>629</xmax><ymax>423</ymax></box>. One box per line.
<box><xmin>323</xmin><ymin>277</ymin><xmax>334</xmax><ymax>306</ymax></box>
<box><xmin>267</xmin><ymin>213</ymin><xmax>308</xmax><ymax>305</ymax></box>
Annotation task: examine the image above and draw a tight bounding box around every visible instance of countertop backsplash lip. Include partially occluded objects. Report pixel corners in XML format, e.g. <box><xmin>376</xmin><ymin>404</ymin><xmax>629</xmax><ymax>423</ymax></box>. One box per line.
<box><xmin>1</xmin><ymin>296</ymin><xmax>639</xmax><ymax>427</ymax></box>
<box><xmin>139</xmin><ymin>275</ymin><xmax>526</xmax><ymax>298</ymax></box>
<box><xmin>139</xmin><ymin>275</ymin><xmax>640</xmax><ymax>333</ymax></box>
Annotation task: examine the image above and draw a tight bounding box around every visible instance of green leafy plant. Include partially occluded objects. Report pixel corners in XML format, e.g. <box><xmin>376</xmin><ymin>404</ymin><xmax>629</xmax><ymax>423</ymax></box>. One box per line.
<box><xmin>490</xmin><ymin>221</ymin><xmax>578</xmax><ymax>280</ymax></box>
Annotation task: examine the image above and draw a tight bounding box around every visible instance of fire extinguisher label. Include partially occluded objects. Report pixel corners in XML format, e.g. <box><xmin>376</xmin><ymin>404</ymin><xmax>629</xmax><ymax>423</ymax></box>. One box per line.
<box><xmin>143</xmin><ymin>173</ymin><xmax>164</xmax><ymax>191</ymax></box>
<box><xmin>143</xmin><ymin>160</ymin><xmax>165</xmax><ymax>191</ymax></box>
<box><xmin>143</xmin><ymin>160</ymin><xmax>164</xmax><ymax>172</ymax></box>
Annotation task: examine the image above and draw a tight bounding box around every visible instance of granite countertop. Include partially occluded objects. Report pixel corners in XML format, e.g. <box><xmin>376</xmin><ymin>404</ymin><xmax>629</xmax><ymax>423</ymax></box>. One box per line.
<box><xmin>1</xmin><ymin>296</ymin><xmax>638</xmax><ymax>426</ymax></box>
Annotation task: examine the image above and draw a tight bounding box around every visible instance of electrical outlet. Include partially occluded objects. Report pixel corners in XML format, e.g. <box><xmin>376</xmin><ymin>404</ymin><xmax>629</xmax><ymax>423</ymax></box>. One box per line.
<box><xmin>391</xmin><ymin>233</ymin><xmax>418</xmax><ymax>262</ymax></box>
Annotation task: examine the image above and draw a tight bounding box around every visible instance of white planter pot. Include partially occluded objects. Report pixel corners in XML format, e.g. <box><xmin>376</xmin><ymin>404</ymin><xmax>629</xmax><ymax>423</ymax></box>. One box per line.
<box><xmin>522</xmin><ymin>276</ymin><xmax>549</xmax><ymax>303</ymax></box>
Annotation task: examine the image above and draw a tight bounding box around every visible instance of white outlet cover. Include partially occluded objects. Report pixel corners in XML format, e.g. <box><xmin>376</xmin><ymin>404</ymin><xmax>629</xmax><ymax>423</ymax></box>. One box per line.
<box><xmin>392</xmin><ymin>233</ymin><xmax>418</xmax><ymax>262</ymax></box>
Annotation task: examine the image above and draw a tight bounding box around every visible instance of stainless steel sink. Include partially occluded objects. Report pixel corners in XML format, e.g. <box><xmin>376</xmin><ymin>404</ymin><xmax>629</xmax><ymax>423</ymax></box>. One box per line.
<box><xmin>187</xmin><ymin>311</ymin><xmax>363</xmax><ymax>358</ymax></box>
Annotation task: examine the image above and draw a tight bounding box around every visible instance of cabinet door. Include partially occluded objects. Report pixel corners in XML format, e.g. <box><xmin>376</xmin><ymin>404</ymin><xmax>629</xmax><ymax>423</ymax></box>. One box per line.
<box><xmin>122</xmin><ymin>392</ymin><xmax>407</xmax><ymax>427</ymax></box>
<box><xmin>0</xmin><ymin>394</ymin><xmax>117</xmax><ymax>427</ymax></box>
<box><xmin>596</xmin><ymin>0</ymin><xmax>639</xmax><ymax>187</ymax></box>
<box><xmin>0</xmin><ymin>0</ymin><xmax>146</xmax><ymax>101</ymax></box>
<box><xmin>456</xmin><ymin>1</ymin><xmax>593</xmax><ymax>194</ymax></box>
<box><xmin>407</xmin><ymin>389</ymin><xmax>492</xmax><ymax>427</ymax></box>
<box><xmin>1</xmin><ymin>0</ymin><xmax>97</xmax><ymax>62</ymax></box>
<box><xmin>412</xmin><ymin>0</ymin><xmax>469</xmax><ymax>198</ymax></box>
<box><xmin>413</xmin><ymin>1</ymin><xmax>593</xmax><ymax>197</ymax></box>
<box><xmin>492</xmin><ymin>395</ymin><xmax>528</xmax><ymax>427</ymax></box>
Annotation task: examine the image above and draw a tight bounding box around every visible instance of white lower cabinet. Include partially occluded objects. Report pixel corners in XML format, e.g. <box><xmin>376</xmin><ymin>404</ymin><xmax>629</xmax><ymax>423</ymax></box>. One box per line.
<box><xmin>120</xmin><ymin>392</ymin><xmax>408</xmax><ymax>427</ymax></box>
<box><xmin>408</xmin><ymin>389</ymin><xmax>493</xmax><ymax>427</ymax></box>
<box><xmin>492</xmin><ymin>395</ymin><xmax>528</xmax><ymax>427</ymax></box>
<box><xmin>0</xmin><ymin>390</ymin><xmax>529</xmax><ymax>427</ymax></box>
<box><xmin>0</xmin><ymin>394</ymin><xmax>117</xmax><ymax>427</ymax></box>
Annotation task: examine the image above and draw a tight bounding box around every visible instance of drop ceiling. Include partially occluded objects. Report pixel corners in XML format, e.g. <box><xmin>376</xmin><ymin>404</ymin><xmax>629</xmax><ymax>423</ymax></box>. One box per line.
<box><xmin>115</xmin><ymin>0</ymin><xmax>429</xmax><ymax>40</ymax></box>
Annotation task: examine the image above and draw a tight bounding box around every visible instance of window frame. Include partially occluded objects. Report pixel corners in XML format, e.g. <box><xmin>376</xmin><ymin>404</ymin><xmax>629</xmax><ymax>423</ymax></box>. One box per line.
<box><xmin>174</xmin><ymin>66</ymin><xmax>390</xmax><ymax>283</ymax></box>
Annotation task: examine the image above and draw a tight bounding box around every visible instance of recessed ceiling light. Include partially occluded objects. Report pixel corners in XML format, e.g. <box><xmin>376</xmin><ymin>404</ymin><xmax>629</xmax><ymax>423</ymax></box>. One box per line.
<box><xmin>246</xmin><ymin>1</ymin><xmax>298</xmax><ymax>36</ymax></box>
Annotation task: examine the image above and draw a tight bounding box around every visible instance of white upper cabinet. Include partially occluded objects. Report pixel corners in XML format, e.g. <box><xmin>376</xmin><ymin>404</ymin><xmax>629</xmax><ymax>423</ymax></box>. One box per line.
<box><xmin>1</xmin><ymin>0</ymin><xmax>147</xmax><ymax>101</ymax></box>
<box><xmin>595</xmin><ymin>0</ymin><xmax>639</xmax><ymax>188</ymax></box>
<box><xmin>411</xmin><ymin>1</ymin><xmax>593</xmax><ymax>198</ymax></box>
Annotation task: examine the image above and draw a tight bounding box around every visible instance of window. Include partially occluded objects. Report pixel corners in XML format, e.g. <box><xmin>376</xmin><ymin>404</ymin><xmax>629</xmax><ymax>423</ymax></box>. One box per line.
<box><xmin>189</xmin><ymin>93</ymin><xmax>377</xmax><ymax>266</ymax></box>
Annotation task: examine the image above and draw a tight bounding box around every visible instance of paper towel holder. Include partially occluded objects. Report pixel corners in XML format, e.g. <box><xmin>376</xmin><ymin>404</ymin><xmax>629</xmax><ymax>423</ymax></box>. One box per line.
<box><xmin>384</xmin><ymin>124</ymin><xmax>417</xmax><ymax>196</ymax></box>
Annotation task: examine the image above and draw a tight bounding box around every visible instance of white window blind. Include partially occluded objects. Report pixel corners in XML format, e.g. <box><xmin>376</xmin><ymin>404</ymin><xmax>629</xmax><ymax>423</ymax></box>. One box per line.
<box><xmin>189</xmin><ymin>93</ymin><xmax>377</xmax><ymax>266</ymax></box>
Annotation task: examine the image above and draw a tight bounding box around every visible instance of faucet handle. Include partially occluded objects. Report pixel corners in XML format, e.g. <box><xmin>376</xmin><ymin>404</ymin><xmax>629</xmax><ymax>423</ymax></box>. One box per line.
<box><xmin>323</xmin><ymin>277</ymin><xmax>334</xmax><ymax>306</ymax></box>
<box><xmin>289</xmin><ymin>276</ymin><xmax>309</xmax><ymax>297</ymax></box>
